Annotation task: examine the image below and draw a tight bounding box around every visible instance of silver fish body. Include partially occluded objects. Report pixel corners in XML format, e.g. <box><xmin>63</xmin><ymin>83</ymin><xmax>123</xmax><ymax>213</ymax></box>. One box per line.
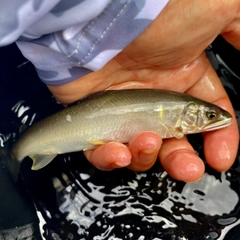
<box><xmin>11</xmin><ymin>89</ymin><xmax>232</xmax><ymax>170</ymax></box>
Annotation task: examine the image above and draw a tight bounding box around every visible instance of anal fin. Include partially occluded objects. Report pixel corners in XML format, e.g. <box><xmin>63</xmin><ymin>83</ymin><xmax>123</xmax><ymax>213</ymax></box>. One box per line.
<box><xmin>29</xmin><ymin>154</ymin><xmax>57</xmax><ymax>170</ymax></box>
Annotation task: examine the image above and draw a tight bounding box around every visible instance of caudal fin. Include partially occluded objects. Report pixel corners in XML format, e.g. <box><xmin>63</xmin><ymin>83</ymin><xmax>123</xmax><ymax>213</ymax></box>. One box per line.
<box><xmin>0</xmin><ymin>147</ymin><xmax>21</xmax><ymax>182</ymax></box>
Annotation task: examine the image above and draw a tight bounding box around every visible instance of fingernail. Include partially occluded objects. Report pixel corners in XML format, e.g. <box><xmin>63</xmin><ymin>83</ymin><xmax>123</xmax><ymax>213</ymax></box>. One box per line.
<box><xmin>114</xmin><ymin>159</ymin><xmax>131</xmax><ymax>167</ymax></box>
<box><xmin>112</xmin><ymin>151</ymin><xmax>131</xmax><ymax>168</ymax></box>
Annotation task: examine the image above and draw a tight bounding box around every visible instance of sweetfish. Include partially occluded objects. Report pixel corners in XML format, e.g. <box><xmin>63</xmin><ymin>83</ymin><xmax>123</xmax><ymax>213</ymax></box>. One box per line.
<box><xmin>10</xmin><ymin>89</ymin><xmax>232</xmax><ymax>171</ymax></box>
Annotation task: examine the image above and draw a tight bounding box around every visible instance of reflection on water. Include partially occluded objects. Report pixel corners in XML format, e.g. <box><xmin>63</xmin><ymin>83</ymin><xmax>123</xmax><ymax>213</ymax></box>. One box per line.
<box><xmin>0</xmin><ymin>37</ymin><xmax>240</xmax><ymax>240</ymax></box>
<box><xmin>47</xmin><ymin>159</ymin><xmax>239</xmax><ymax>239</ymax></box>
<box><xmin>180</xmin><ymin>173</ymin><xmax>238</xmax><ymax>216</ymax></box>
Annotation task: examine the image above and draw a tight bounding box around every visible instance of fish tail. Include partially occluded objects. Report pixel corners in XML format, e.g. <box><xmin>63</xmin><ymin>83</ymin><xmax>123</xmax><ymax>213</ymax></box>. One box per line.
<box><xmin>0</xmin><ymin>147</ymin><xmax>20</xmax><ymax>182</ymax></box>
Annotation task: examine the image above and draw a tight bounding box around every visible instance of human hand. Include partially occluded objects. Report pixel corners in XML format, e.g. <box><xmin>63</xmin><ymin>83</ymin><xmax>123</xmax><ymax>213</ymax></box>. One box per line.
<box><xmin>48</xmin><ymin>0</ymin><xmax>239</xmax><ymax>182</ymax></box>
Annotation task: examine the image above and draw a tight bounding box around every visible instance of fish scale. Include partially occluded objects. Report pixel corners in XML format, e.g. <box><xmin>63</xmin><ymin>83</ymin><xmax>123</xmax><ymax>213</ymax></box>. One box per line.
<box><xmin>10</xmin><ymin>89</ymin><xmax>232</xmax><ymax>171</ymax></box>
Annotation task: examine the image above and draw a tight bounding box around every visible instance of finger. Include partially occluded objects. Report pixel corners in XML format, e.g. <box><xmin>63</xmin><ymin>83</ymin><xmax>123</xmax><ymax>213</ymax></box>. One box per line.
<box><xmin>159</xmin><ymin>137</ymin><xmax>205</xmax><ymax>182</ymax></box>
<box><xmin>203</xmin><ymin>99</ymin><xmax>238</xmax><ymax>171</ymax></box>
<box><xmin>127</xmin><ymin>132</ymin><xmax>162</xmax><ymax>172</ymax></box>
<box><xmin>187</xmin><ymin>63</ymin><xmax>239</xmax><ymax>171</ymax></box>
<box><xmin>84</xmin><ymin>142</ymin><xmax>131</xmax><ymax>170</ymax></box>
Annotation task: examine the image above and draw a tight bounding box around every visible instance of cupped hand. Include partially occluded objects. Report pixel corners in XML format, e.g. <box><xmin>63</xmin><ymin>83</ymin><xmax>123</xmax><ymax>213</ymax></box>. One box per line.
<box><xmin>48</xmin><ymin>0</ymin><xmax>239</xmax><ymax>182</ymax></box>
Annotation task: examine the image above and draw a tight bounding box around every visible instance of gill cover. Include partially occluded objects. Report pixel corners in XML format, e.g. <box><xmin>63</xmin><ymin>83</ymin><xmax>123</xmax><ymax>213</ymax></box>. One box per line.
<box><xmin>178</xmin><ymin>102</ymin><xmax>201</xmax><ymax>134</ymax></box>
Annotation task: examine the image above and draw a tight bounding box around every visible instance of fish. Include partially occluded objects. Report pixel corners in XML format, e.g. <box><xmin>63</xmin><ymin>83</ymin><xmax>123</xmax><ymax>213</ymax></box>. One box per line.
<box><xmin>10</xmin><ymin>89</ymin><xmax>232</xmax><ymax>172</ymax></box>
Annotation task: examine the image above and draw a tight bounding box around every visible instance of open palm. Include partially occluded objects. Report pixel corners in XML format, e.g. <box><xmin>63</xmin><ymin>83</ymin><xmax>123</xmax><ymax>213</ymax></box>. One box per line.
<box><xmin>48</xmin><ymin>0</ymin><xmax>239</xmax><ymax>182</ymax></box>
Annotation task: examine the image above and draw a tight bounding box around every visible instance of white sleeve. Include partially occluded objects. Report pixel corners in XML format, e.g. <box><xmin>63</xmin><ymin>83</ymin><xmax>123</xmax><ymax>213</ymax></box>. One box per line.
<box><xmin>1</xmin><ymin>0</ymin><xmax>169</xmax><ymax>86</ymax></box>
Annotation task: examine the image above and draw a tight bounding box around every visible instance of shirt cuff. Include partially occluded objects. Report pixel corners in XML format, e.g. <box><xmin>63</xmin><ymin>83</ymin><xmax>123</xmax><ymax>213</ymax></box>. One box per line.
<box><xmin>17</xmin><ymin>0</ymin><xmax>169</xmax><ymax>86</ymax></box>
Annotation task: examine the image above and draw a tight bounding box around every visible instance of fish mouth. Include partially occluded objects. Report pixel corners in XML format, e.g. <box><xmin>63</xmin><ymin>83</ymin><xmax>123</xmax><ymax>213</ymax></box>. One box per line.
<box><xmin>203</xmin><ymin>112</ymin><xmax>232</xmax><ymax>131</ymax></box>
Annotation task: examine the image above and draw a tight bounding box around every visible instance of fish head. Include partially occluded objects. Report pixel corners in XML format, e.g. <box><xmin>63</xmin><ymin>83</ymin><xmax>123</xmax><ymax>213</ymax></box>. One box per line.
<box><xmin>180</xmin><ymin>101</ymin><xmax>232</xmax><ymax>134</ymax></box>
<box><xmin>200</xmin><ymin>103</ymin><xmax>232</xmax><ymax>132</ymax></box>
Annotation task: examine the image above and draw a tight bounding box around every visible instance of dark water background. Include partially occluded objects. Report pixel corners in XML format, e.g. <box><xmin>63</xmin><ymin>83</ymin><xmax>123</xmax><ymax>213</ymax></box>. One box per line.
<box><xmin>0</xmin><ymin>36</ymin><xmax>240</xmax><ymax>240</ymax></box>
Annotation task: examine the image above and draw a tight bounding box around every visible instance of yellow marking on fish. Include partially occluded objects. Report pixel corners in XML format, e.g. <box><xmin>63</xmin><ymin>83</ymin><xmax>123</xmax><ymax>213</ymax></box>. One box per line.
<box><xmin>159</xmin><ymin>105</ymin><xmax>163</xmax><ymax>118</ymax></box>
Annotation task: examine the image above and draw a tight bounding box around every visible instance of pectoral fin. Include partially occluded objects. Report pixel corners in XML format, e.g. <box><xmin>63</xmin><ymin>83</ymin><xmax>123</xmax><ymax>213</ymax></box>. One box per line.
<box><xmin>163</xmin><ymin>127</ymin><xmax>184</xmax><ymax>139</ymax></box>
<box><xmin>160</xmin><ymin>120</ymin><xmax>185</xmax><ymax>139</ymax></box>
<box><xmin>29</xmin><ymin>154</ymin><xmax>57</xmax><ymax>170</ymax></box>
<box><xmin>171</xmin><ymin>129</ymin><xmax>184</xmax><ymax>139</ymax></box>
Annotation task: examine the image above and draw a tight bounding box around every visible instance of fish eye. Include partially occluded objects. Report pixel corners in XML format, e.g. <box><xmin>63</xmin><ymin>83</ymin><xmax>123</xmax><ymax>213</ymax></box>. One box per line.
<box><xmin>207</xmin><ymin>111</ymin><xmax>217</xmax><ymax>120</ymax></box>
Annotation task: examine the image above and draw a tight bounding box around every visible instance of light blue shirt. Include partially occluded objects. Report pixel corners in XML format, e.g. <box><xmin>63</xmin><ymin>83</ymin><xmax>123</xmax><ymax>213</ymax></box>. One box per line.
<box><xmin>0</xmin><ymin>0</ymin><xmax>169</xmax><ymax>85</ymax></box>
